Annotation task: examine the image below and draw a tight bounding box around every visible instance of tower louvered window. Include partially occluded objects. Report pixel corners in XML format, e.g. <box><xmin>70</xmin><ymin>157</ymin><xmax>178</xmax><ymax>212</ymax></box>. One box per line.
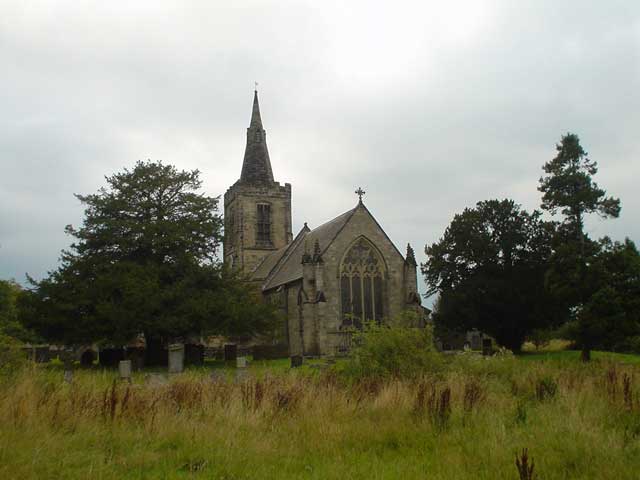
<box><xmin>340</xmin><ymin>238</ymin><xmax>385</xmax><ymax>328</ymax></box>
<box><xmin>256</xmin><ymin>203</ymin><xmax>271</xmax><ymax>245</ymax></box>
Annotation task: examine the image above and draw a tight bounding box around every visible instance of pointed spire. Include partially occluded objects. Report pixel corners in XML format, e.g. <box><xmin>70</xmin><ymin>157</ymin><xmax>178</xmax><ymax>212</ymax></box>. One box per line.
<box><xmin>240</xmin><ymin>89</ymin><xmax>274</xmax><ymax>185</ymax></box>
<box><xmin>249</xmin><ymin>90</ymin><xmax>263</xmax><ymax>129</ymax></box>
<box><xmin>406</xmin><ymin>243</ymin><xmax>417</xmax><ymax>265</ymax></box>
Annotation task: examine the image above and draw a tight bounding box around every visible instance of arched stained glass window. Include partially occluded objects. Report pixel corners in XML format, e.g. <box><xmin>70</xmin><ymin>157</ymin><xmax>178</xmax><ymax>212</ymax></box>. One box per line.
<box><xmin>340</xmin><ymin>238</ymin><xmax>385</xmax><ymax>328</ymax></box>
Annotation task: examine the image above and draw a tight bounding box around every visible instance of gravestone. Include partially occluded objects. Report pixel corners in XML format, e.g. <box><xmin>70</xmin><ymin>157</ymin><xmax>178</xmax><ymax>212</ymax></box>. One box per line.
<box><xmin>224</xmin><ymin>344</ymin><xmax>237</xmax><ymax>362</ymax></box>
<box><xmin>99</xmin><ymin>348</ymin><xmax>125</xmax><ymax>367</ymax></box>
<box><xmin>80</xmin><ymin>349</ymin><xmax>96</xmax><ymax>366</ymax></box>
<box><xmin>482</xmin><ymin>338</ymin><xmax>492</xmax><ymax>356</ymax></box>
<box><xmin>185</xmin><ymin>344</ymin><xmax>204</xmax><ymax>366</ymax></box>
<box><xmin>236</xmin><ymin>356</ymin><xmax>247</xmax><ymax>368</ymax></box>
<box><xmin>234</xmin><ymin>368</ymin><xmax>249</xmax><ymax>382</ymax></box>
<box><xmin>290</xmin><ymin>355</ymin><xmax>303</xmax><ymax>368</ymax></box>
<box><xmin>63</xmin><ymin>354</ymin><xmax>74</xmax><ymax>383</ymax></box>
<box><xmin>119</xmin><ymin>360</ymin><xmax>132</xmax><ymax>382</ymax></box>
<box><xmin>470</xmin><ymin>334</ymin><xmax>482</xmax><ymax>351</ymax></box>
<box><xmin>146</xmin><ymin>373</ymin><xmax>168</xmax><ymax>387</ymax></box>
<box><xmin>168</xmin><ymin>343</ymin><xmax>185</xmax><ymax>374</ymax></box>
<box><xmin>210</xmin><ymin>370</ymin><xmax>226</xmax><ymax>383</ymax></box>
<box><xmin>35</xmin><ymin>346</ymin><xmax>50</xmax><ymax>363</ymax></box>
<box><xmin>127</xmin><ymin>347</ymin><xmax>145</xmax><ymax>371</ymax></box>
<box><xmin>253</xmin><ymin>344</ymin><xmax>289</xmax><ymax>360</ymax></box>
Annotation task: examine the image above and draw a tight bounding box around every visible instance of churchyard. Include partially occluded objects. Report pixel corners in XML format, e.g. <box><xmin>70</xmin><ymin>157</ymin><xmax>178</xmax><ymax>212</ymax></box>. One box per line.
<box><xmin>2</xmin><ymin>349</ymin><xmax>640</xmax><ymax>479</ymax></box>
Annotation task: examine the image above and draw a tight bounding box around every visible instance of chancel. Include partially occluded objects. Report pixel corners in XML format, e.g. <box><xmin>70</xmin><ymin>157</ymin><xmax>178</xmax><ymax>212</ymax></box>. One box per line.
<box><xmin>224</xmin><ymin>90</ymin><xmax>423</xmax><ymax>356</ymax></box>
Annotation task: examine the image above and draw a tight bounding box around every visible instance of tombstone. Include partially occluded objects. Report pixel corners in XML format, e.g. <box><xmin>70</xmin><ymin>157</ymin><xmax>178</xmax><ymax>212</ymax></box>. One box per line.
<box><xmin>236</xmin><ymin>356</ymin><xmax>247</xmax><ymax>369</ymax></box>
<box><xmin>210</xmin><ymin>370</ymin><xmax>226</xmax><ymax>383</ymax></box>
<box><xmin>168</xmin><ymin>343</ymin><xmax>185</xmax><ymax>374</ymax></box>
<box><xmin>35</xmin><ymin>346</ymin><xmax>50</xmax><ymax>363</ymax></box>
<box><xmin>482</xmin><ymin>338</ymin><xmax>492</xmax><ymax>356</ymax></box>
<box><xmin>146</xmin><ymin>373</ymin><xmax>168</xmax><ymax>387</ymax></box>
<box><xmin>253</xmin><ymin>344</ymin><xmax>289</xmax><ymax>360</ymax></box>
<box><xmin>80</xmin><ymin>349</ymin><xmax>97</xmax><ymax>367</ymax></box>
<box><xmin>126</xmin><ymin>347</ymin><xmax>145</xmax><ymax>371</ymax></box>
<box><xmin>119</xmin><ymin>360</ymin><xmax>132</xmax><ymax>382</ymax></box>
<box><xmin>61</xmin><ymin>353</ymin><xmax>74</xmax><ymax>383</ymax></box>
<box><xmin>99</xmin><ymin>348</ymin><xmax>125</xmax><ymax>367</ymax></box>
<box><xmin>234</xmin><ymin>368</ymin><xmax>249</xmax><ymax>383</ymax></box>
<box><xmin>470</xmin><ymin>334</ymin><xmax>482</xmax><ymax>351</ymax></box>
<box><xmin>185</xmin><ymin>344</ymin><xmax>204</xmax><ymax>366</ymax></box>
<box><xmin>290</xmin><ymin>355</ymin><xmax>303</xmax><ymax>368</ymax></box>
<box><xmin>224</xmin><ymin>344</ymin><xmax>237</xmax><ymax>362</ymax></box>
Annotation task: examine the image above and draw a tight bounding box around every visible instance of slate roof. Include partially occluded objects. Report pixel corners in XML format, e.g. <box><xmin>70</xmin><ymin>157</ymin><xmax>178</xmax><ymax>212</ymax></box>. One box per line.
<box><xmin>254</xmin><ymin>206</ymin><xmax>357</xmax><ymax>291</ymax></box>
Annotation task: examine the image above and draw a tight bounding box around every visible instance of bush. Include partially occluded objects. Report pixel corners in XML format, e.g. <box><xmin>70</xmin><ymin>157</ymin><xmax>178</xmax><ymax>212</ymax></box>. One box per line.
<box><xmin>0</xmin><ymin>334</ymin><xmax>28</xmax><ymax>380</ymax></box>
<box><xmin>336</xmin><ymin>321</ymin><xmax>442</xmax><ymax>380</ymax></box>
<box><xmin>613</xmin><ymin>335</ymin><xmax>640</xmax><ymax>354</ymax></box>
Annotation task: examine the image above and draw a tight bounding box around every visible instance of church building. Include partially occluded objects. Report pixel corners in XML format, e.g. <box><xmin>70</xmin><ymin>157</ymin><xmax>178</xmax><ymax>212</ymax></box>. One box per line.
<box><xmin>224</xmin><ymin>91</ymin><xmax>422</xmax><ymax>356</ymax></box>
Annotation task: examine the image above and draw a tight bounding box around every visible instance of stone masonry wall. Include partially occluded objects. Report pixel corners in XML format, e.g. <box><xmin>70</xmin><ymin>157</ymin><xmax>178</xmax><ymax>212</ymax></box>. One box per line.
<box><xmin>223</xmin><ymin>182</ymin><xmax>292</xmax><ymax>273</ymax></box>
<box><xmin>312</xmin><ymin>205</ymin><xmax>408</xmax><ymax>355</ymax></box>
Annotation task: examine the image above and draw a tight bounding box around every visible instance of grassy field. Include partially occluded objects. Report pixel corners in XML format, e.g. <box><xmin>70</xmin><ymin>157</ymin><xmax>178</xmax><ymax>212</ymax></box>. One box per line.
<box><xmin>2</xmin><ymin>352</ymin><xmax>640</xmax><ymax>479</ymax></box>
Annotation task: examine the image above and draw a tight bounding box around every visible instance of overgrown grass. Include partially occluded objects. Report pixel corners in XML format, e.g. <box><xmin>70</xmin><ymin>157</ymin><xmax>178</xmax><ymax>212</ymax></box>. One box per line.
<box><xmin>2</xmin><ymin>355</ymin><xmax>640</xmax><ymax>479</ymax></box>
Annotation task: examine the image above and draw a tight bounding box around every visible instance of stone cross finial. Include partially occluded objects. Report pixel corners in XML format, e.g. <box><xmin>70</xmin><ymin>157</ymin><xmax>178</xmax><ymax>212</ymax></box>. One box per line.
<box><xmin>355</xmin><ymin>187</ymin><xmax>366</xmax><ymax>202</ymax></box>
<box><xmin>254</xmin><ymin>81</ymin><xmax>258</xmax><ymax>91</ymax></box>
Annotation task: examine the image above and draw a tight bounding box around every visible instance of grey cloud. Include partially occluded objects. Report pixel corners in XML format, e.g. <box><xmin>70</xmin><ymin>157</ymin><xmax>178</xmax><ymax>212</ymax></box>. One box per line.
<box><xmin>1</xmin><ymin>0</ymin><xmax>638</xmax><ymax>304</ymax></box>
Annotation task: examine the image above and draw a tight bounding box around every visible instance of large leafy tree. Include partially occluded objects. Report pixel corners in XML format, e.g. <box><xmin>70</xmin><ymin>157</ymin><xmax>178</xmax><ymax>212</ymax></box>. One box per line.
<box><xmin>560</xmin><ymin>238</ymin><xmax>640</xmax><ymax>355</ymax></box>
<box><xmin>422</xmin><ymin>199</ymin><xmax>563</xmax><ymax>352</ymax></box>
<box><xmin>539</xmin><ymin>133</ymin><xmax>621</xmax><ymax>360</ymax></box>
<box><xmin>0</xmin><ymin>279</ymin><xmax>38</xmax><ymax>342</ymax></box>
<box><xmin>20</xmin><ymin>161</ymin><xmax>276</xmax><ymax>351</ymax></box>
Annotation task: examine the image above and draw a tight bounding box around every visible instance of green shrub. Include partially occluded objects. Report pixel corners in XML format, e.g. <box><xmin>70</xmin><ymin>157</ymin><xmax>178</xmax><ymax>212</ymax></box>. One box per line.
<box><xmin>336</xmin><ymin>321</ymin><xmax>442</xmax><ymax>380</ymax></box>
<box><xmin>0</xmin><ymin>333</ymin><xmax>27</xmax><ymax>380</ymax></box>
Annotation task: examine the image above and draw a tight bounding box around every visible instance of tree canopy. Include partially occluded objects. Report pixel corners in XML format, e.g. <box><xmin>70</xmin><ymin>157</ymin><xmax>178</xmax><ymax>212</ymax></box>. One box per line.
<box><xmin>539</xmin><ymin>133</ymin><xmax>620</xmax><ymax>241</ymax></box>
<box><xmin>422</xmin><ymin>199</ymin><xmax>564</xmax><ymax>351</ymax></box>
<box><xmin>538</xmin><ymin>133</ymin><xmax>622</xmax><ymax>360</ymax></box>
<box><xmin>20</xmin><ymin>161</ymin><xmax>277</xmax><ymax>348</ymax></box>
<box><xmin>0</xmin><ymin>279</ymin><xmax>37</xmax><ymax>342</ymax></box>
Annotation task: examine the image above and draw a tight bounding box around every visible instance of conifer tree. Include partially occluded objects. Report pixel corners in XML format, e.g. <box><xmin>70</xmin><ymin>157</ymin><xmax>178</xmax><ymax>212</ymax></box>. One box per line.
<box><xmin>539</xmin><ymin>133</ymin><xmax>621</xmax><ymax>360</ymax></box>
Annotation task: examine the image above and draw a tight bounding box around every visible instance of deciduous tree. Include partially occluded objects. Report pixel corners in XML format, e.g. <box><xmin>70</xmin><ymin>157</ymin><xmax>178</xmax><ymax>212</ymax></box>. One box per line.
<box><xmin>423</xmin><ymin>199</ymin><xmax>563</xmax><ymax>352</ymax></box>
<box><xmin>21</xmin><ymin>161</ymin><xmax>277</xmax><ymax>353</ymax></box>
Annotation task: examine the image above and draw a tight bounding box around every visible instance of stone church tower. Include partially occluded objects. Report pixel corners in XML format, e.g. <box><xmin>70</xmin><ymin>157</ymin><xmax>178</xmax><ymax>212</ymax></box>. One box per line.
<box><xmin>223</xmin><ymin>91</ymin><xmax>292</xmax><ymax>272</ymax></box>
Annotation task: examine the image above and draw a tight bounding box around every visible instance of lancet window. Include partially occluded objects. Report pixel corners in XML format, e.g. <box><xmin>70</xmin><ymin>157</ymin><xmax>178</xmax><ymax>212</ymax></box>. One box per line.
<box><xmin>340</xmin><ymin>238</ymin><xmax>385</xmax><ymax>328</ymax></box>
<box><xmin>256</xmin><ymin>203</ymin><xmax>271</xmax><ymax>245</ymax></box>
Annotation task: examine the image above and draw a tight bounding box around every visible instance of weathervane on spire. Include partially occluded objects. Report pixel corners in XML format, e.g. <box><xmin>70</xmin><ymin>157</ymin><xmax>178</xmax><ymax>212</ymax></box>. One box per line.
<box><xmin>355</xmin><ymin>187</ymin><xmax>366</xmax><ymax>203</ymax></box>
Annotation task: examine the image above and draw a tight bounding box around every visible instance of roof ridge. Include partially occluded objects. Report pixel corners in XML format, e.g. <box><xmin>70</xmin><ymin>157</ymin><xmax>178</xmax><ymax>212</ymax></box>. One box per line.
<box><xmin>262</xmin><ymin>225</ymin><xmax>310</xmax><ymax>289</ymax></box>
<box><xmin>313</xmin><ymin>206</ymin><xmax>358</xmax><ymax>255</ymax></box>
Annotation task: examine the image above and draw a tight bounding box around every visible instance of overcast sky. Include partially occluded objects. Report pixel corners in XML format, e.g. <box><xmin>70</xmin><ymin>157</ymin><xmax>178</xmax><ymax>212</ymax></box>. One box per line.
<box><xmin>1</xmin><ymin>0</ymin><xmax>639</xmax><ymax>299</ymax></box>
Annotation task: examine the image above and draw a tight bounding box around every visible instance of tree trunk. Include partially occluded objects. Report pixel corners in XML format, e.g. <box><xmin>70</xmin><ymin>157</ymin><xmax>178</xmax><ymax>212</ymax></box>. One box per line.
<box><xmin>581</xmin><ymin>347</ymin><xmax>591</xmax><ymax>362</ymax></box>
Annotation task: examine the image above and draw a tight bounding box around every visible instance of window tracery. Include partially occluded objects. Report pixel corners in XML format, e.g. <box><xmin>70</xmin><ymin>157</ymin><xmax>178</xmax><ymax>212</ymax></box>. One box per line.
<box><xmin>340</xmin><ymin>238</ymin><xmax>385</xmax><ymax>328</ymax></box>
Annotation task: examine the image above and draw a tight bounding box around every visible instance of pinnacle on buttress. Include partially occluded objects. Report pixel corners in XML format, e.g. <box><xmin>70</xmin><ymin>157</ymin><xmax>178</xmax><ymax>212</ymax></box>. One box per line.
<box><xmin>406</xmin><ymin>243</ymin><xmax>417</xmax><ymax>265</ymax></box>
<box><xmin>312</xmin><ymin>239</ymin><xmax>323</xmax><ymax>264</ymax></box>
<box><xmin>301</xmin><ymin>239</ymin><xmax>312</xmax><ymax>264</ymax></box>
<box><xmin>240</xmin><ymin>90</ymin><xmax>274</xmax><ymax>185</ymax></box>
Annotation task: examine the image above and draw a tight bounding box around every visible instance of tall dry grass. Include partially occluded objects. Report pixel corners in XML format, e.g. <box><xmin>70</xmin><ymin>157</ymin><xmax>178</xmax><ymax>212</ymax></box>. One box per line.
<box><xmin>1</xmin><ymin>357</ymin><xmax>640</xmax><ymax>479</ymax></box>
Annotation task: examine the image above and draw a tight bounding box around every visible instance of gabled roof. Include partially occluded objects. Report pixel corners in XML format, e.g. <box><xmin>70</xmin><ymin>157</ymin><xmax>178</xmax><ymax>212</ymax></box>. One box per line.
<box><xmin>255</xmin><ymin>206</ymin><xmax>357</xmax><ymax>290</ymax></box>
<box><xmin>252</xmin><ymin>224</ymin><xmax>309</xmax><ymax>281</ymax></box>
